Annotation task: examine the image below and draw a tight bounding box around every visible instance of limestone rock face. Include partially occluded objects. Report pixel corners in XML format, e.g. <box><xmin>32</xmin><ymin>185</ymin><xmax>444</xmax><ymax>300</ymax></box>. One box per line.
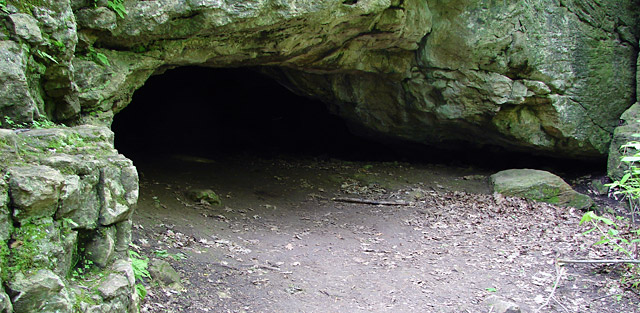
<box><xmin>0</xmin><ymin>0</ymin><xmax>635</xmax><ymax>159</ymax></box>
<box><xmin>490</xmin><ymin>169</ymin><xmax>593</xmax><ymax>209</ymax></box>
<box><xmin>0</xmin><ymin>125</ymin><xmax>139</xmax><ymax>313</ymax></box>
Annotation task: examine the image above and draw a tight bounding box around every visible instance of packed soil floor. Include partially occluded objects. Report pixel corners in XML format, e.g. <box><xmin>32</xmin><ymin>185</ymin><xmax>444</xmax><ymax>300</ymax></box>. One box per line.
<box><xmin>128</xmin><ymin>153</ymin><xmax>639</xmax><ymax>313</ymax></box>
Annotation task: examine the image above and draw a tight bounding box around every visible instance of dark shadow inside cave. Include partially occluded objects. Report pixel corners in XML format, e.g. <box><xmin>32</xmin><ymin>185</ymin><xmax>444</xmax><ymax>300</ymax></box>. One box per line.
<box><xmin>112</xmin><ymin>66</ymin><xmax>394</xmax><ymax>161</ymax></box>
<box><xmin>112</xmin><ymin>66</ymin><xmax>604</xmax><ymax>175</ymax></box>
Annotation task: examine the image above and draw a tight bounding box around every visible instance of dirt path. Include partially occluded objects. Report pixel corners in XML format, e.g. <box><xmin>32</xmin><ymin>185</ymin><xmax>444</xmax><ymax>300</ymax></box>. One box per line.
<box><xmin>129</xmin><ymin>154</ymin><xmax>638</xmax><ymax>312</ymax></box>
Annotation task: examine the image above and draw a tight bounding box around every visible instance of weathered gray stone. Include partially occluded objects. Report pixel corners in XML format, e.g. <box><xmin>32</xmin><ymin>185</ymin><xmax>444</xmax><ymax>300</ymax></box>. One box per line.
<box><xmin>0</xmin><ymin>280</ymin><xmax>12</xmax><ymax>313</ymax></box>
<box><xmin>57</xmin><ymin>173</ymin><xmax>101</xmax><ymax>229</ymax></box>
<box><xmin>7</xmin><ymin>13</ymin><xmax>44</xmax><ymax>44</ymax></box>
<box><xmin>9</xmin><ymin>269</ymin><xmax>72</xmax><ymax>313</ymax></box>
<box><xmin>484</xmin><ymin>295</ymin><xmax>522</xmax><ymax>313</ymax></box>
<box><xmin>85</xmin><ymin>301</ymin><xmax>127</xmax><ymax>313</ymax></box>
<box><xmin>608</xmin><ymin>103</ymin><xmax>640</xmax><ymax>180</ymax></box>
<box><xmin>59</xmin><ymin>229</ymin><xmax>78</xmax><ymax>277</ymax></box>
<box><xmin>0</xmin><ymin>40</ymin><xmax>36</xmax><ymax>124</ymax></box>
<box><xmin>0</xmin><ymin>178</ymin><xmax>11</xmax><ymax>242</ymax></box>
<box><xmin>490</xmin><ymin>169</ymin><xmax>593</xmax><ymax>209</ymax></box>
<box><xmin>149</xmin><ymin>258</ymin><xmax>182</xmax><ymax>289</ymax></box>
<box><xmin>76</xmin><ymin>7</ymin><xmax>117</xmax><ymax>31</ymax></box>
<box><xmin>111</xmin><ymin>258</ymin><xmax>136</xmax><ymax>287</ymax></box>
<box><xmin>114</xmin><ymin>220</ymin><xmax>132</xmax><ymax>252</ymax></box>
<box><xmin>99</xmin><ymin>156</ymin><xmax>138</xmax><ymax>226</ymax></box>
<box><xmin>8</xmin><ymin>165</ymin><xmax>65</xmax><ymax>221</ymax></box>
<box><xmin>85</xmin><ymin>226</ymin><xmax>116</xmax><ymax>268</ymax></box>
<box><xmin>97</xmin><ymin>273</ymin><xmax>130</xmax><ymax>300</ymax></box>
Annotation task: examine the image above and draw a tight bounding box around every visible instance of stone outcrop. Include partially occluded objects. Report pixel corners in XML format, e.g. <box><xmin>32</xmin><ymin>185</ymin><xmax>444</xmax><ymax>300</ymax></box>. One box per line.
<box><xmin>0</xmin><ymin>125</ymin><xmax>139</xmax><ymax>312</ymax></box>
<box><xmin>490</xmin><ymin>169</ymin><xmax>593</xmax><ymax>209</ymax></box>
<box><xmin>608</xmin><ymin>103</ymin><xmax>640</xmax><ymax>180</ymax></box>
<box><xmin>0</xmin><ymin>0</ymin><xmax>636</xmax><ymax>160</ymax></box>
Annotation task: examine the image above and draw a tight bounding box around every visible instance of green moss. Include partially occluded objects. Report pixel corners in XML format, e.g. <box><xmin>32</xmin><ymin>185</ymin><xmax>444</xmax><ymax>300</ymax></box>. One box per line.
<box><xmin>6</xmin><ymin>0</ymin><xmax>46</xmax><ymax>15</ymax></box>
<box><xmin>526</xmin><ymin>185</ymin><xmax>561</xmax><ymax>204</ymax></box>
<box><xmin>5</xmin><ymin>219</ymin><xmax>54</xmax><ymax>280</ymax></box>
<box><xmin>0</xmin><ymin>241</ymin><xmax>9</xmax><ymax>281</ymax></box>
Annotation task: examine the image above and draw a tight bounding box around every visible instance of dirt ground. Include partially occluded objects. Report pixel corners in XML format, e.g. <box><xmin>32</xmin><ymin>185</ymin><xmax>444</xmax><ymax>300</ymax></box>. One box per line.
<box><xmin>128</xmin><ymin>153</ymin><xmax>639</xmax><ymax>313</ymax></box>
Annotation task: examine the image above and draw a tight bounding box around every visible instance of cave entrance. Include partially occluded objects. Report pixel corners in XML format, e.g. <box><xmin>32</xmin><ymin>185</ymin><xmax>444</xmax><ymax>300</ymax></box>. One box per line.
<box><xmin>111</xmin><ymin>66</ymin><xmax>392</xmax><ymax>162</ymax></box>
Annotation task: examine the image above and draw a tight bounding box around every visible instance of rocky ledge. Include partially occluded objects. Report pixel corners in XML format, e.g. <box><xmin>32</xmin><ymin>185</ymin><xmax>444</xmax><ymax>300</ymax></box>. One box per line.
<box><xmin>0</xmin><ymin>125</ymin><xmax>139</xmax><ymax>312</ymax></box>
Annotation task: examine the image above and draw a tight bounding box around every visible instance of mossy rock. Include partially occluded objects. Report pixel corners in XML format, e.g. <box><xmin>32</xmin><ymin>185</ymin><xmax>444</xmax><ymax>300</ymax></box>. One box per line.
<box><xmin>490</xmin><ymin>169</ymin><xmax>593</xmax><ymax>209</ymax></box>
<box><xmin>186</xmin><ymin>188</ymin><xmax>222</xmax><ymax>205</ymax></box>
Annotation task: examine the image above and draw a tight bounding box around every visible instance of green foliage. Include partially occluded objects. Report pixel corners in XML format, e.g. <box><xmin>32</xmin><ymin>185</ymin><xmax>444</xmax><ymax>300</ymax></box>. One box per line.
<box><xmin>607</xmin><ymin>139</ymin><xmax>640</xmax><ymax>220</ymax></box>
<box><xmin>153</xmin><ymin>249</ymin><xmax>186</xmax><ymax>261</ymax></box>
<box><xmin>4</xmin><ymin>220</ymin><xmax>55</xmax><ymax>281</ymax></box>
<box><xmin>580</xmin><ymin>211</ymin><xmax>640</xmax><ymax>289</ymax></box>
<box><xmin>580</xmin><ymin>212</ymin><xmax>639</xmax><ymax>258</ymax></box>
<box><xmin>585</xmin><ymin>135</ymin><xmax>640</xmax><ymax>291</ymax></box>
<box><xmin>35</xmin><ymin>49</ymin><xmax>59</xmax><ymax>64</ymax></box>
<box><xmin>87</xmin><ymin>47</ymin><xmax>110</xmax><ymax>67</ymax></box>
<box><xmin>0</xmin><ymin>241</ymin><xmax>9</xmax><ymax>281</ymax></box>
<box><xmin>107</xmin><ymin>0</ymin><xmax>127</xmax><ymax>18</ymax></box>
<box><xmin>1</xmin><ymin>115</ymin><xmax>56</xmax><ymax>130</ymax></box>
<box><xmin>1</xmin><ymin>116</ymin><xmax>16</xmax><ymax>129</ymax></box>
<box><xmin>0</xmin><ymin>0</ymin><xmax>7</xmax><ymax>14</ymax></box>
<box><xmin>51</xmin><ymin>40</ymin><xmax>65</xmax><ymax>53</ymax></box>
<box><xmin>91</xmin><ymin>0</ymin><xmax>127</xmax><ymax>18</ymax></box>
<box><xmin>129</xmin><ymin>249</ymin><xmax>150</xmax><ymax>299</ymax></box>
<box><xmin>46</xmin><ymin>133</ymin><xmax>87</xmax><ymax>150</ymax></box>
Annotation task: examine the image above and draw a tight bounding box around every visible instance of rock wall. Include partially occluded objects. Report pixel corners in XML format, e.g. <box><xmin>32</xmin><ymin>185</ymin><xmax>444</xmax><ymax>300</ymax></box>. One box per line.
<box><xmin>0</xmin><ymin>0</ymin><xmax>636</xmax><ymax>159</ymax></box>
<box><xmin>0</xmin><ymin>125</ymin><xmax>139</xmax><ymax>312</ymax></box>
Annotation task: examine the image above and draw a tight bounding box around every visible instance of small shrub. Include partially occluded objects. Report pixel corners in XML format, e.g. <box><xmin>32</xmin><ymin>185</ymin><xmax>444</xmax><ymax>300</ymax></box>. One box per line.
<box><xmin>129</xmin><ymin>249</ymin><xmax>150</xmax><ymax>299</ymax></box>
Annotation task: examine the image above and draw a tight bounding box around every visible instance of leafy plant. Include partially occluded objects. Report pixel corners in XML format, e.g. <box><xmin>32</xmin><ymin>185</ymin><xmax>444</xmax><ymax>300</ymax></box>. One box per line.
<box><xmin>580</xmin><ymin>211</ymin><xmax>640</xmax><ymax>289</ymax></box>
<box><xmin>107</xmin><ymin>0</ymin><xmax>127</xmax><ymax>18</ymax></box>
<box><xmin>87</xmin><ymin>47</ymin><xmax>110</xmax><ymax>67</ymax></box>
<box><xmin>580</xmin><ymin>211</ymin><xmax>640</xmax><ymax>259</ymax></box>
<box><xmin>1</xmin><ymin>116</ymin><xmax>57</xmax><ymax>129</ymax></box>
<box><xmin>1</xmin><ymin>116</ymin><xmax>16</xmax><ymax>129</ymax></box>
<box><xmin>35</xmin><ymin>49</ymin><xmax>58</xmax><ymax>64</ymax></box>
<box><xmin>129</xmin><ymin>249</ymin><xmax>150</xmax><ymax>299</ymax></box>
<box><xmin>607</xmin><ymin>138</ymin><xmax>640</xmax><ymax>222</ymax></box>
<box><xmin>154</xmin><ymin>249</ymin><xmax>186</xmax><ymax>261</ymax></box>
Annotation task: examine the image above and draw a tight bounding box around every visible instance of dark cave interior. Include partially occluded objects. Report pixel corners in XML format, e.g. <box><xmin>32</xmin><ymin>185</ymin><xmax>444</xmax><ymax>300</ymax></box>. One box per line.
<box><xmin>111</xmin><ymin>66</ymin><xmax>604</xmax><ymax>175</ymax></box>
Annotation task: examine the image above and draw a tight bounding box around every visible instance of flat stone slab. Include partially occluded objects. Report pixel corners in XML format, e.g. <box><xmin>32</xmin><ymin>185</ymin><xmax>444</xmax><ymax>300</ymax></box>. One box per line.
<box><xmin>490</xmin><ymin>169</ymin><xmax>593</xmax><ymax>209</ymax></box>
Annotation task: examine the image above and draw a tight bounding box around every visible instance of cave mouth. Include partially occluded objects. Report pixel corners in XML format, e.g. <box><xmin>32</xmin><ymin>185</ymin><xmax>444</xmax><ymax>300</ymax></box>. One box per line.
<box><xmin>111</xmin><ymin>66</ymin><xmax>605</xmax><ymax>175</ymax></box>
<box><xmin>112</xmin><ymin>66</ymin><xmax>401</xmax><ymax>163</ymax></box>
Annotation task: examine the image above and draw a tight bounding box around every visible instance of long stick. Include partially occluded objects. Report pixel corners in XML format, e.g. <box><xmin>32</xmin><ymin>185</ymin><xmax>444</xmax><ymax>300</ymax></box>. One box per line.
<box><xmin>331</xmin><ymin>197</ymin><xmax>410</xmax><ymax>206</ymax></box>
<box><xmin>535</xmin><ymin>266</ymin><xmax>566</xmax><ymax>313</ymax></box>
<box><xmin>557</xmin><ymin>259</ymin><xmax>640</xmax><ymax>264</ymax></box>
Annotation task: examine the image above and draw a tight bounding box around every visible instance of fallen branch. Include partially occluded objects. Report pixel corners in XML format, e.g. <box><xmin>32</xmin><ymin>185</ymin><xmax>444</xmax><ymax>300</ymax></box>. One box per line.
<box><xmin>557</xmin><ymin>259</ymin><xmax>640</xmax><ymax>265</ymax></box>
<box><xmin>535</xmin><ymin>266</ymin><xmax>566</xmax><ymax>313</ymax></box>
<box><xmin>331</xmin><ymin>197</ymin><xmax>410</xmax><ymax>206</ymax></box>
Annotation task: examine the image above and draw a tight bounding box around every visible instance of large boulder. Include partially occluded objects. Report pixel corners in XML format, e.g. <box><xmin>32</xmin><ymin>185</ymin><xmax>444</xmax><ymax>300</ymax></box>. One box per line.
<box><xmin>490</xmin><ymin>169</ymin><xmax>593</xmax><ymax>209</ymax></box>
<box><xmin>0</xmin><ymin>40</ymin><xmax>37</xmax><ymax>123</ymax></box>
<box><xmin>8</xmin><ymin>269</ymin><xmax>73</xmax><ymax>313</ymax></box>
<box><xmin>8</xmin><ymin>165</ymin><xmax>65</xmax><ymax>222</ymax></box>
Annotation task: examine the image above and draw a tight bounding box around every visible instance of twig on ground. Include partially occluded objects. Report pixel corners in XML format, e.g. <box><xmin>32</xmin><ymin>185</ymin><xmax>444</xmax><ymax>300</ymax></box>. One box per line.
<box><xmin>557</xmin><ymin>259</ymin><xmax>640</xmax><ymax>265</ymax></box>
<box><xmin>553</xmin><ymin>296</ymin><xmax>570</xmax><ymax>313</ymax></box>
<box><xmin>535</xmin><ymin>265</ymin><xmax>566</xmax><ymax>313</ymax></box>
<box><xmin>331</xmin><ymin>197</ymin><xmax>410</xmax><ymax>206</ymax></box>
